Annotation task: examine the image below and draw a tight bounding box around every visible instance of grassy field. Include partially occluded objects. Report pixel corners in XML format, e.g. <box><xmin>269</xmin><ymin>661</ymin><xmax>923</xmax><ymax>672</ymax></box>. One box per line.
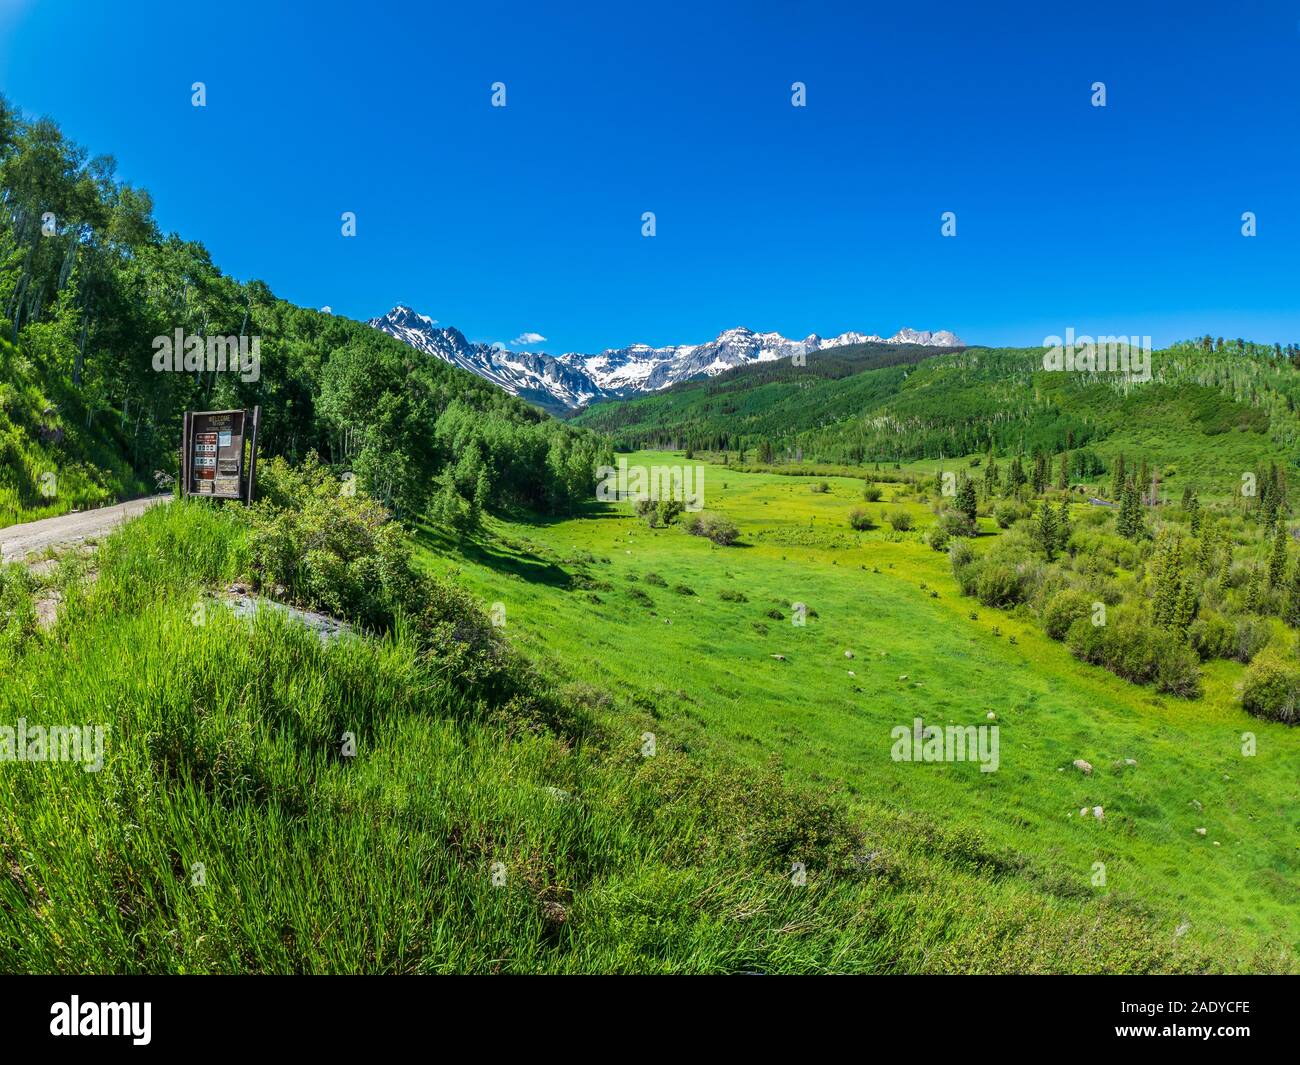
<box><xmin>415</xmin><ymin>450</ymin><xmax>1300</xmax><ymax>969</ymax></box>
<box><xmin>0</xmin><ymin>490</ymin><xmax>1238</xmax><ymax>974</ymax></box>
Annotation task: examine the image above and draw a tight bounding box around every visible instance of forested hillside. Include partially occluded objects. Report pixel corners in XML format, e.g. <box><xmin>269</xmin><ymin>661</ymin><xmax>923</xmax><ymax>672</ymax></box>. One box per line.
<box><xmin>0</xmin><ymin>97</ymin><xmax>608</xmax><ymax>527</ymax></box>
<box><xmin>573</xmin><ymin>340</ymin><xmax>1300</xmax><ymax>493</ymax></box>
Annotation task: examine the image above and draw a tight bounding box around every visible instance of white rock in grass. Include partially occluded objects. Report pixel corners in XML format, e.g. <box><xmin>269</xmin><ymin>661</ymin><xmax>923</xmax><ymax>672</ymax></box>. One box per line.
<box><xmin>1073</xmin><ymin>759</ymin><xmax>1093</xmax><ymax>775</ymax></box>
<box><xmin>1092</xmin><ymin>806</ymin><xmax>1104</xmax><ymax>820</ymax></box>
<box><xmin>844</xmin><ymin>649</ymin><xmax>855</xmax><ymax>659</ymax></box>
<box><xmin>1195</xmin><ymin>827</ymin><xmax>1207</xmax><ymax>837</ymax></box>
<box><xmin>986</xmin><ymin>711</ymin><xmax>996</xmax><ymax>720</ymax></box>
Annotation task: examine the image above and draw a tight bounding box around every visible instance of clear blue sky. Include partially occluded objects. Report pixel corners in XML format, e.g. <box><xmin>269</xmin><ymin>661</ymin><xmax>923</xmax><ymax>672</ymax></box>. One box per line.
<box><xmin>3</xmin><ymin>0</ymin><xmax>1299</xmax><ymax>351</ymax></box>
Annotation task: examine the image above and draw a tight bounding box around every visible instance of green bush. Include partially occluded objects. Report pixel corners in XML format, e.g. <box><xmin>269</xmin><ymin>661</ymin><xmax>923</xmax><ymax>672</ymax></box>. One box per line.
<box><xmin>994</xmin><ymin>502</ymin><xmax>1022</xmax><ymax>529</ymax></box>
<box><xmin>1189</xmin><ymin>612</ymin><xmax>1235</xmax><ymax>661</ymax></box>
<box><xmin>975</xmin><ymin>562</ymin><xmax>1026</xmax><ymax>608</ymax></box>
<box><xmin>1239</xmin><ymin>648</ymin><xmax>1300</xmax><ymax>723</ymax></box>
<box><xmin>1233</xmin><ymin>616</ymin><xmax>1272</xmax><ymax>663</ymax></box>
<box><xmin>886</xmin><ymin>510</ymin><xmax>914</xmax><ymax>532</ymax></box>
<box><xmin>863</xmin><ymin>485</ymin><xmax>883</xmax><ymax>502</ymax></box>
<box><xmin>1042</xmin><ymin>588</ymin><xmax>1093</xmax><ymax>641</ymax></box>
<box><xmin>848</xmin><ymin>506</ymin><xmax>875</xmax><ymax>531</ymax></box>
<box><xmin>1065</xmin><ymin>608</ymin><xmax>1202</xmax><ymax>697</ymax></box>
<box><xmin>925</xmin><ymin>524</ymin><xmax>950</xmax><ymax>552</ymax></box>
<box><xmin>683</xmin><ymin>512</ymin><xmax>740</xmax><ymax>545</ymax></box>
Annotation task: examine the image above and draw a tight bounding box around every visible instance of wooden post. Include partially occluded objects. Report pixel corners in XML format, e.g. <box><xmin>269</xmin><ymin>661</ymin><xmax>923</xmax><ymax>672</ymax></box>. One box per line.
<box><xmin>181</xmin><ymin>411</ymin><xmax>192</xmax><ymax>498</ymax></box>
<box><xmin>245</xmin><ymin>405</ymin><xmax>261</xmax><ymax>505</ymax></box>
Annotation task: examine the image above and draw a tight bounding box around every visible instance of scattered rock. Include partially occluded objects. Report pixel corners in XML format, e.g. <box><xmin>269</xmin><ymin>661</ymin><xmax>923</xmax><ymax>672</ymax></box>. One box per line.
<box><xmin>1191</xmin><ymin>799</ymin><xmax>1203</xmax><ymax>811</ymax></box>
<box><xmin>1195</xmin><ymin>827</ymin><xmax>1207</xmax><ymax>837</ymax></box>
<box><xmin>1073</xmin><ymin>759</ymin><xmax>1093</xmax><ymax>776</ymax></box>
<box><xmin>770</xmin><ymin>654</ymin><xmax>786</xmax><ymax>661</ymax></box>
<box><xmin>844</xmin><ymin>649</ymin><xmax>855</xmax><ymax>659</ymax></box>
<box><xmin>543</xmin><ymin>786</ymin><xmax>572</xmax><ymax>802</ymax></box>
<box><xmin>986</xmin><ymin>711</ymin><xmax>996</xmax><ymax>720</ymax></box>
<box><xmin>541</xmin><ymin>900</ymin><xmax>568</xmax><ymax>924</ymax></box>
<box><xmin>897</xmin><ymin>674</ymin><xmax>909</xmax><ymax>681</ymax></box>
<box><xmin>1092</xmin><ymin>806</ymin><xmax>1104</xmax><ymax>820</ymax></box>
<box><xmin>1124</xmin><ymin>758</ymin><xmax>1137</xmax><ymax>767</ymax></box>
<box><xmin>847</xmin><ymin>670</ymin><xmax>856</xmax><ymax>677</ymax></box>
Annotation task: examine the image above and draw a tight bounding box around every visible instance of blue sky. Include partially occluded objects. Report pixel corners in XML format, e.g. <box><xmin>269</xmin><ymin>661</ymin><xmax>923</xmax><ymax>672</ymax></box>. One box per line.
<box><xmin>3</xmin><ymin>0</ymin><xmax>1299</xmax><ymax>351</ymax></box>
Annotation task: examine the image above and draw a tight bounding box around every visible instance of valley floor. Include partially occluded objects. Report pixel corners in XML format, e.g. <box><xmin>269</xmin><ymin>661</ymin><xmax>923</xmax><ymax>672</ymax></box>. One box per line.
<box><xmin>416</xmin><ymin>451</ymin><xmax>1300</xmax><ymax>969</ymax></box>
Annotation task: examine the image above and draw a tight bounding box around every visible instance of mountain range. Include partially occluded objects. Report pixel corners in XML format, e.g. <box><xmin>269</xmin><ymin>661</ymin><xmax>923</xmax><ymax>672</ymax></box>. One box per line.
<box><xmin>368</xmin><ymin>305</ymin><xmax>963</xmax><ymax>412</ymax></box>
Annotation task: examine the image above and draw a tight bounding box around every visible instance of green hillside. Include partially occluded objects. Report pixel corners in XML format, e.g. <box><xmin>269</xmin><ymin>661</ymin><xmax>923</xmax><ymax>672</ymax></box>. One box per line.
<box><xmin>572</xmin><ymin>341</ymin><xmax>1300</xmax><ymax>495</ymax></box>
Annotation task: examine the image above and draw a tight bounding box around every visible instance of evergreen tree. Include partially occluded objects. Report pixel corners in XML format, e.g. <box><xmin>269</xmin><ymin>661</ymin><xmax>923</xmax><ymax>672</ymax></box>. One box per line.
<box><xmin>1111</xmin><ymin>453</ymin><xmax>1126</xmax><ymax>500</ymax></box>
<box><xmin>1032</xmin><ymin>451</ymin><xmax>1048</xmax><ymax>494</ymax></box>
<box><xmin>956</xmin><ymin>474</ymin><xmax>978</xmax><ymax>525</ymax></box>
<box><xmin>1057</xmin><ymin>452</ymin><xmax>1069</xmax><ymax>491</ymax></box>
<box><xmin>1007</xmin><ymin>455</ymin><xmax>1026</xmax><ymax>495</ymax></box>
<box><xmin>1117</xmin><ymin>476</ymin><xmax>1145</xmax><ymax>540</ymax></box>
<box><xmin>1268</xmin><ymin>522</ymin><xmax>1288</xmax><ymax>588</ymax></box>
<box><xmin>1035</xmin><ymin>500</ymin><xmax>1058</xmax><ymax>561</ymax></box>
<box><xmin>1055</xmin><ymin>495</ymin><xmax>1072</xmax><ymax>552</ymax></box>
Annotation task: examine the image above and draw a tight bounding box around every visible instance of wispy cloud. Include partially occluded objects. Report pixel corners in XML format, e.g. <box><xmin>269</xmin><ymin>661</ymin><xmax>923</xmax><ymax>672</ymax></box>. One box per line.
<box><xmin>511</xmin><ymin>332</ymin><xmax>546</xmax><ymax>347</ymax></box>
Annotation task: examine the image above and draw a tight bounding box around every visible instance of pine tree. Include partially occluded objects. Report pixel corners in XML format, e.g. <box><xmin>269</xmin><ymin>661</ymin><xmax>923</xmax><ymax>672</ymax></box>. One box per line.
<box><xmin>1036</xmin><ymin>500</ymin><xmax>1058</xmax><ymax>561</ymax></box>
<box><xmin>1007</xmin><ymin>455</ymin><xmax>1026</xmax><ymax>495</ymax></box>
<box><xmin>1111</xmin><ymin>453</ymin><xmax>1126</xmax><ymax>500</ymax></box>
<box><xmin>1269</xmin><ymin>522</ymin><xmax>1288</xmax><ymax>588</ymax></box>
<box><xmin>1186</xmin><ymin>489</ymin><xmax>1201</xmax><ymax>535</ymax></box>
<box><xmin>1055</xmin><ymin>495</ymin><xmax>1071</xmax><ymax>552</ymax></box>
<box><xmin>1057</xmin><ymin>452</ymin><xmax>1069</xmax><ymax>491</ymax></box>
<box><xmin>1117</xmin><ymin>476</ymin><xmax>1145</xmax><ymax>540</ymax></box>
<box><xmin>1032</xmin><ymin>451</ymin><xmax>1048</xmax><ymax>494</ymax></box>
<box><xmin>956</xmin><ymin>475</ymin><xmax>978</xmax><ymax>525</ymax></box>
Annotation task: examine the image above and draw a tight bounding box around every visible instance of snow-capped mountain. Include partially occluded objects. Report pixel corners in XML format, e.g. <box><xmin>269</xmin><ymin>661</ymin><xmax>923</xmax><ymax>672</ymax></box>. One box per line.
<box><xmin>369</xmin><ymin>306</ymin><xmax>962</xmax><ymax>411</ymax></box>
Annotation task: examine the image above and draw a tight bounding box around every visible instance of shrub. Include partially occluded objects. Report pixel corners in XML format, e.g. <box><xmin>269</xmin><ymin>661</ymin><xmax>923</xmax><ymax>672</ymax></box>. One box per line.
<box><xmin>925</xmin><ymin>524</ymin><xmax>950</xmax><ymax>552</ymax></box>
<box><xmin>644</xmin><ymin>572</ymin><xmax>668</xmax><ymax>587</ymax></box>
<box><xmin>673</xmin><ymin>584</ymin><xmax>696</xmax><ymax>596</ymax></box>
<box><xmin>1188</xmin><ymin>612</ymin><xmax>1234</xmax><ymax>661</ymax></box>
<box><xmin>939</xmin><ymin>509</ymin><xmax>976</xmax><ymax>537</ymax></box>
<box><xmin>1232</xmin><ymin>617</ymin><xmax>1272</xmax><ymax>663</ymax></box>
<box><xmin>948</xmin><ymin>538</ymin><xmax>975</xmax><ymax>570</ymax></box>
<box><xmin>994</xmin><ymin>502</ymin><xmax>1022</xmax><ymax>529</ymax></box>
<box><xmin>886</xmin><ymin>510</ymin><xmax>914</xmax><ymax>532</ymax></box>
<box><xmin>1240</xmin><ymin>648</ymin><xmax>1300</xmax><ymax>723</ymax></box>
<box><xmin>811</xmin><ymin>481</ymin><xmax>830</xmax><ymax>494</ymax></box>
<box><xmin>719</xmin><ymin>588</ymin><xmax>748</xmax><ymax>603</ymax></box>
<box><xmin>683</xmin><ymin>512</ymin><xmax>740</xmax><ymax>545</ymax></box>
<box><xmin>1041</xmin><ymin>588</ymin><xmax>1093</xmax><ymax>641</ymax></box>
<box><xmin>1066</xmin><ymin>608</ymin><xmax>1202</xmax><ymax>697</ymax></box>
<box><xmin>848</xmin><ymin>506</ymin><xmax>875</xmax><ymax>531</ymax></box>
<box><xmin>863</xmin><ymin>485</ymin><xmax>883</xmax><ymax>502</ymax></box>
<box><xmin>975</xmin><ymin>562</ymin><xmax>1026</xmax><ymax>608</ymax></box>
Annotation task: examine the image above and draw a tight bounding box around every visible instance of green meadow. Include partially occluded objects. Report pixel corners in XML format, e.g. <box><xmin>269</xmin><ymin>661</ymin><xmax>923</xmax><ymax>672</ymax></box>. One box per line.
<box><xmin>417</xmin><ymin>450</ymin><xmax>1300</xmax><ymax>968</ymax></box>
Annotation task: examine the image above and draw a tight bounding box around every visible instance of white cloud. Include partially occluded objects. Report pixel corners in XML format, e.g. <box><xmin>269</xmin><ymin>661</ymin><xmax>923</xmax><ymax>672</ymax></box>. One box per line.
<box><xmin>511</xmin><ymin>332</ymin><xmax>546</xmax><ymax>346</ymax></box>
<box><xmin>490</xmin><ymin>341</ymin><xmax>509</xmax><ymax>352</ymax></box>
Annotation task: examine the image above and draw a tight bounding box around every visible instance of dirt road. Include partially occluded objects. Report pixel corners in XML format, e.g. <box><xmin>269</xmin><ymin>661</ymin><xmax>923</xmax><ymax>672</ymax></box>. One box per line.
<box><xmin>0</xmin><ymin>496</ymin><xmax>171</xmax><ymax>564</ymax></box>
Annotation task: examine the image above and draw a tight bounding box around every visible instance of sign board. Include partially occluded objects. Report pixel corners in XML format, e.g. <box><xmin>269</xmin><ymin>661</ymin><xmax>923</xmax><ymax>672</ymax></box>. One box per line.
<box><xmin>181</xmin><ymin>407</ymin><xmax>260</xmax><ymax>504</ymax></box>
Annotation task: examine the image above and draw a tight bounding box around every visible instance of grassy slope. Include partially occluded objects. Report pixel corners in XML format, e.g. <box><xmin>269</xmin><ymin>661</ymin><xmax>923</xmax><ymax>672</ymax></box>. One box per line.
<box><xmin>1</xmin><ymin>500</ymin><xmax>1216</xmax><ymax>974</ymax></box>
<box><xmin>416</xmin><ymin>451</ymin><xmax>1300</xmax><ymax>969</ymax></box>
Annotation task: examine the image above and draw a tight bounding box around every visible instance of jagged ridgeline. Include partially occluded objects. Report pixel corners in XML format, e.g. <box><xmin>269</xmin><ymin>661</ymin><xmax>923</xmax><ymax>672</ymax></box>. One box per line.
<box><xmin>0</xmin><ymin>98</ymin><xmax>609</xmax><ymax>527</ymax></box>
<box><xmin>572</xmin><ymin>341</ymin><xmax>1300</xmax><ymax>488</ymax></box>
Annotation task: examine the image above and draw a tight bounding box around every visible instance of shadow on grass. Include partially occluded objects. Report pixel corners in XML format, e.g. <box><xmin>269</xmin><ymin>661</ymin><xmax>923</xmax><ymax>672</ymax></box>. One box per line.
<box><xmin>413</xmin><ymin>522</ymin><xmax>574</xmax><ymax>589</ymax></box>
